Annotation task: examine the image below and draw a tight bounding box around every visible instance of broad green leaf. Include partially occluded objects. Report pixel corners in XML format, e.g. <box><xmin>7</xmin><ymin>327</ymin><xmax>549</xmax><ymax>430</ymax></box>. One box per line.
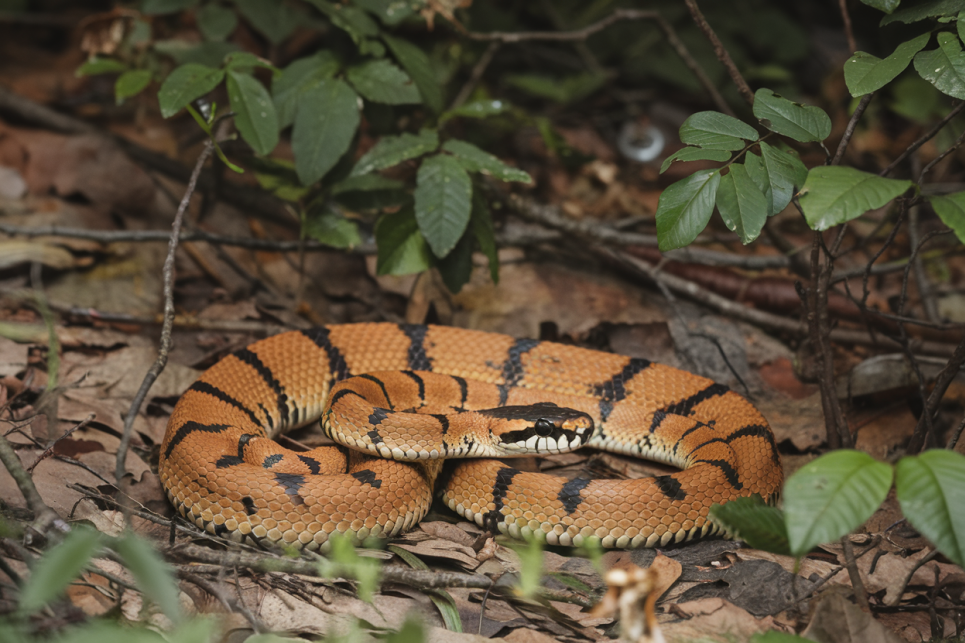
<box><xmin>860</xmin><ymin>0</ymin><xmax>900</xmax><ymax>11</ymax></box>
<box><xmin>353</xmin><ymin>0</ymin><xmax>417</xmax><ymax>26</ymax></box>
<box><xmin>888</xmin><ymin>75</ymin><xmax>945</xmax><ymax>123</ymax></box>
<box><xmin>845</xmin><ymin>33</ymin><xmax>931</xmax><ymax>96</ymax></box>
<box><xmin>19</xmin><ymin>528</ymin><xmax>101</xmax><ymax>615</ymax></box>
<box><xmin>350</xmin><ymin>129</ymin><xmax>438</xmax><ymax>177</ymax></box>
<box><xmin>437</xmin><ymin>228</ymin><xmax>475</xmax><ymax>293</ymax></box>
<box><xmin>226</xmin><ymin>70</ymin><xmax>278</xmax><ymax>156</ymax></box>
<box><xmin>153</xmin><ymin>40</ymin><xmax>239</xmax><ymax>67</ymax></box>
<box><xmin>375</xmin><ymin>207</ymin><xmax>433</xmax><ymax>275</ymax></box>
<box><xmin>141</xmin><ymin>0</ymin><xmax>196</xmax><ymax>14</ymax></box>
<box><xmin>882</xmin><ymin>0</ymin><xmax>965</xmax><ymax>24</ymax></box>
<box><xmin>750</xmin><ymin>632</ymin><xmax>813</xmax><ymax>643</ymax></box>
<box><xmin>292</xmin><ymin>78</ymin><xmax>359</xmax><ymax>185</ymax></box>
<box><xmin>115</xmin><ymin>69</ymin><xmax>153</xmax><ymax>103</ymax></box>
<box><xmin>346</xmin><ymin>59</ymin><xmax>421</xmax><ymax>105</ymax></box>
<box><xmin>659</xmin><ymin>147</ymin><xmax>731</xmax><ymax>174</ymax></box>
<box><xmin>41</xmin><ymin>621</ymin><xmax>169</xmax><ymax>643</ymax></box>
<box><xmin>929</xmin><ymin>191</ymin><xmax>965</xmax><ymax>242</ymax></box>
<box><xmin>386</xmin><ymin>616</ymin><xmax>426</xmax><ymax>643</ymax></box>
<box><xmin>311</xmin><ymin>0</ymin><xmax>380</xmax><ymax>40</ymax></box>
<box><xmin>76</xmin><ymin>57</ymin><xmax>127</xmax><ymax>77</ymax></box>
<box><xmin>914</xmin><ymin>31</ymin><xmax>965</xmax><ymax>100</ymax></box>
<box><xmin>272</xmin><ymin>52</ymin><xmax>340</xmax><ymax>129</ymax></box>
<box><xmin>716</xmin><ymin>164</ymin><xmax>769</xmax><ymax>244</ymax></box>
<box><xmin>382</xmin><ymin>34</ymin><xmax>443</xmax><ymax>113</ymax></box>
<box><xmin>798</xmin><ymin>166</ymin><xmax>912</xmax><ymax>230</ymax></box>
<box><xmin>116</xmin><ymin>532</ymin><xmax>183</xmax><ymax>624</ymax></box>
<box><xmin>709</xmin><ymin>496</ymin><xmax>790</xmax><ymax>555</ymax></box>
<box><xmin>679</xmin><ymin>111</ymin><xmax>759</xmax><ymax>151</ymax></box>
<box><xmin>440</xmin><ymin>99</ymin><xmax>511</xmax><ymax>123</ymax></box>
<box><xmin>655</xmin><ymin>170</ymin><xmax>721</xmax><ymax>251</ymax></box>
<box><xmin>442</xmin><ymin>139</ymin><xmax>532</xmax><ymax>183</ymax></box>
<box><xmin>505</xmin><ymin>72</ymin><xmax>606</xmax><ymax>104</ymax></box>
<box><xmin>784</xmin><ymin>450</ymin><xmax>893</xmax><ymax>557</ymax></box>
<box><xmin>514</xmin><ymin>537</ymin><xmax>544</xmax><ymax>599</ymax></box>
<box><xmin>304</xmin><ymin>206</ymin><xmax>362</xmax><ymax>248</ymax></box>
<box><xmin>753</xmin><ymin>88</ymin><xmax>832</xmax><ymax>142</ymax></box>
<box><xmin>759</xmin><ymin>141</ymin><xmax>809</xmax><ymax>214</ymax></box>
<box><xmin>197</xmin><ymin>3</ymin><xmax>238</xmax><ymax>41</ymax></box>
<box><xmin>414</xmin><ymin>154</ymin><xmax>473</xmax><ymax>257</ymax></box>
<box><xmin>157</xmin><ymin>63</ymin><xmax>224</xmax><ymax>118</ymax></box>
<box><xmin>332</xmin><ymin>174</ymin><xmax>404</xmax><ymax>193</ymax></box>
<box><xmin>224</xmin><ymin>51</ymin><xmax>276</xmax><ymax>72</ymax></box>
<box><xmin>235</xmin><ymin>0</ymin><xmax>301</xmax><ymax>44</ymax></box>
<box><xmin>331</xmin><ymin>174</ymin><xmax>407</xmax><ymax>210</ymax></box>
<box><xmin>896</xmin><ymin>450</ymin><xmax>965</xmax><ymax>567</ymax></box>
<box><xmin>471</xmin><ymin>188</ymin><xmax>499</xmax><ymax>284</ymax></box>
<box><xmin>743</xmin><ymin>151</ymin><xmax>769</xmax><ymax>195</ymax></box>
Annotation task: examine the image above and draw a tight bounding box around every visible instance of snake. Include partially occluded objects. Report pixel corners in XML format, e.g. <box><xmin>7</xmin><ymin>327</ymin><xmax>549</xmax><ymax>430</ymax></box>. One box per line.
<box><xmin>159</xmin><ymin>323</ymin><xmax>783</xmax><ymax>551</ymax></box>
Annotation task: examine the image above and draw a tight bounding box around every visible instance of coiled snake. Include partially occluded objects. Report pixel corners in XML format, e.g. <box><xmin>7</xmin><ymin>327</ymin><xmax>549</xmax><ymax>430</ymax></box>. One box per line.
<box><xmin>159</xmin><ymin>323</ymin><xmax>782</xmax><ymax>551</ymax></box>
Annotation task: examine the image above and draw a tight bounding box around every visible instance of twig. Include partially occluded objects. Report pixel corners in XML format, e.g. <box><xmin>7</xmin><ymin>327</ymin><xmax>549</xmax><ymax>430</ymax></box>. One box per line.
<box><xmin>180</xmin><ymin>571</ymin><xmax>267</xmax><ymax>633</ymax></box>
<box><xmin>448</xmin><ymin>42</ymin><xmax>501</xmax><ymax>111</ymax></box>
<box><xmin>0</xmin><ymin>432</ymin><xmax>68</xmax><ymax>545</ymax></box>
<box><xmin>841</xmin><ymin>536</ymin><xmax>870</xmax><ymax>612</ymax></box>
<box><xmin>948</xmin><ymin>414</ymin><xmax>965</xmax><ymax>450</ymax></box>
<box><xmin>880</xmin><ymin>101</ymin><xmax>965</xmax><ymax>177</ymax></box>
<box><xmin>115</xmin><ymin>141</ymin><xmax>214</xmax><ymax>484</ymax></box>
<box><xmin>683</xmin><ymin>0</ymin><xmax>754</xmax><ymax>108</ymax></box>
<box><xmin>170</xmin><ymin>543</ymin><xmax>493</xmax><ymax>589</ymax></box>
<box><xmin>889</xmin><ymin>549</ymin><xmax>938</xmax><ymax>607</ymax></box>
<box><xmin>26</xmin><ymin>413</ymin><xmax>94</xmax><ymax>473</ymax></box>
<box><xmin>909</xmin><ymin>334</ymin><xmax>965</xmax><ymax>452</ymax></box>
<box><xmin>838</xmin><ymin>0</ymin><xmax>857</xmax><ymax>54</ymax></box>
<box><xmin>832</xmin><ymin>93</ymin><xmax>873</xmax><ymax>166</ymax></box>
<box><xmin>465</xmin><ymin>9</ymin><xmax>731</xmax><ymax>115</ymax></box>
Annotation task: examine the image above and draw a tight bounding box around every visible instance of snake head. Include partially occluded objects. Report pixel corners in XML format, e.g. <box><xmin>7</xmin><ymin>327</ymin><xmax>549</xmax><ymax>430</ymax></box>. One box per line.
<box><xmin>482</xmin><ymin>402</ymin><xmax>594</xmax><ymax>455</ymax></box>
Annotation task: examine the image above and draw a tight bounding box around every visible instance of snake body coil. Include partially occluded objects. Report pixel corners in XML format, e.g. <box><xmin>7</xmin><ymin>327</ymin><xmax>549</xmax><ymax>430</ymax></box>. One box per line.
<box><xmin>160</xmin><ymin>323</ymin><xmax>782</xmax><ymax>551</ymax></box>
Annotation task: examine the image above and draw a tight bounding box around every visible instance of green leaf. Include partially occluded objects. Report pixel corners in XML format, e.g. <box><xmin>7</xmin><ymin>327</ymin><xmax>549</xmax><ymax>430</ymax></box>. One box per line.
<box><xmin>752</xmin><ymin>88</ymin><xmax>832</xmax><ymax>142</ymax></box>
<box><xmin>784</xmin><ymin>450</ymin><xmax>893</xmax><ymax>557</ymax></box>
<box><xmin>115</xmin><ymin>532</ymin><xmax>183</xmax><ymax>624</ymax></box>
<box><xmin>304</xmin><ymin>205</ymin><xmax>362</xmax><ymax>248</ymax></box>
<box><xmin>659</xmin><ymin>147</ymin><xmax>731</xmax><ymax>174</ymax></box>
<box><xmin>153</xmin><ymin>40</ymin><xmax>240</xmax><ymax>67</ymax></box>
<box><xmin>860</xmin><ymin>0</ymin><xmax>900</xmax><ymax>12</ymax></box>
<box><xmin>141</xmin><ymin>0</ymin><xmax>196</xmax><ymax>15</ymax></box>
<box><xmin>353</xmin><ymin>0</ymin><xmax>416</xmax><ymax>26</ymax></box>
<box><xmin>19</xmin><ymin>528</ymin><xmax>101</xmax><ymax>615</ymax></box>
<box><xmin>750</xmin><ymin>632</ymin><xmax>813</xmax><ymax>643</ymax></box>
<box><xmin>331</xmin><ymin>174</ymin><xmax>407</xmax><ymax>210</ymax></box>
<box><xmin>311</xmin><ymin>0</ymin><xmax>380</xmax><ymax>40</ymax></box>
<box><xmin>437</xmin><ymin>227</ymin><xmax>475</xmax><ymax>293</ymax></box>
<box><xmin>505</xmin><ymin>72</ymin><xmax>606</xmax><ymax>104</ymax></box>
<box><xmin>440</xmin><ymin>99</ymin><xmax>512</xmax><ymax>123</ymax></box>
<box><xmin>929</xmin><ymin>191</ymin><xmax>965</xmax><ymax>242</ymax></box>
<box><xmin>234</xmin><ymin>0</ymin><xmax>301</xmax><ymax>44</ymax></box>
<box><xmin>224</xmin><ymin>51</ymin><xmax>276</xmax><ymax>72</ymax></box>
<box><xmin>716</xmin><ymin>164</ymin><xmax>769</xmax><ymax>244</ymax></box>
<box><xmin>196</xmin><ymin>3</ymin><xmax>238</xmax><ymax>41</ymax></box>
<box><xmin>376</xmin><ymin>206</ymin><xmax>433</xmax><ymax>275</ymax></box>
<box><xmin>350</xmin><ymin>129</ymin><xmax>438</xmax><ymax>177</ymax></box>
<box><xmin>382</xmin><ymin>34</ymin><xmax>443</xmax><ymax>113</ymax></box>
<box><xmin>845</xmin><ymin>33</ymin><xmax>931</xmax><ymax>96</ymax></box>
<box><xmin>115</xmin><ymin>69</ymin><xmax>153</xmax><ymax>103</ymax></box>
<box><xmin>655</xmin><ymin>169</ymin><xmax>721</xmax><ymax>251</ymax></box>
<box><xmin>76</xmin><ymin>57</ymin><xmax>128</xmax><ymax>77</ymax></box>
<box><xmin>292</xmin><ymin>78</ymin><xmax>360</xmax><ymax>185</ymax></box>
<box><xmin>679</xmin><ymin>111</ymin><xmax>759</xmax><ymax>151</ymax></box>
<box><xmin>798</xmin><ymin>166</ymin><xmax>913</xmax><ymax>230</ymax></box>
<box><xmin>346</xmin><ymin>59</ymin><xmax>421</xmax><ymax>105</ymax></box>
<box><xmin>759</xmin><ymin>141</ymin><xmax>809</xmax><ymax>214</ymax></box>
<box><xmin>386</xmin><ymin>616</ymin><xmax>426</xmax><ymax>643</ymax></box>
<box><xmin>471</xmin><ymin>188</ymin><xmax>499</xmax><ymax>285</ymax></box>
<box><xmin>226</xmin><ymin>70</ymin><xmax>278</xmax><ymax>156</ymax></box>
<box><xmin>442</xmin><ymin>139</ymin><xmax>532</xmax><ymax>183</ymax></box>
<box><xmin>882</xmin><ymin>0</ymin><xmax>965</xmax><ymax>25</ymax></box>
<box><xmin>414</xmin><ymin>154</ymin><xmax>473</xmax><ymax>257</ymax></box>
<box><xmin>272</xmin><ymin>52</ymin><xmax>340</xmax><ymax>129</ymax></box>
<box><xmin>896</xmin><ymin>450</ymin><xmax>965</xmax><ymax>567</ymax></box>
<box><xmin>709</xmin><ymin>496</ymin><xmax>790</xmax><ymax>555</ymax></box>
<box><xmin>514</xmin><ymin>537</ymin><xmax>543</xmax><ymax>599</ymax></box>
<box><xmin>157</xmin><ymin>63</ymin><xmax>224</xmax><ymax>118</ymax></box>
<box><xmin>914</xmin><ymin>31</ymin><xmax>965</xmax><ymax>100</ymax></box>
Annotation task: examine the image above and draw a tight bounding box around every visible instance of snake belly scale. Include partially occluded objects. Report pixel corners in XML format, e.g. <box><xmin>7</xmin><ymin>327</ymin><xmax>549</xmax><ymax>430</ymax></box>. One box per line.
<box><xmin>159</xmin><ymin>323</ymin><xmax>783</xmax><ymax>551</ymax></box>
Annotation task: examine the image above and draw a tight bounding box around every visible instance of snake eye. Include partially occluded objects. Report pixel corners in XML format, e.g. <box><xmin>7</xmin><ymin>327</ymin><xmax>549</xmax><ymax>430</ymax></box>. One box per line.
<box><xmin>534</xmin><ymin>418</ymin><xmax>555</xmax><ymax>437</ymax></box>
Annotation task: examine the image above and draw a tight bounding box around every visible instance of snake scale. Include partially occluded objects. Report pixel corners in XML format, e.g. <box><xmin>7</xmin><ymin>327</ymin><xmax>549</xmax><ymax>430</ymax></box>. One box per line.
<box><xmin>159</xmin><ymin>323</ymin><xmax>783</xmax><ymax>551</ymax></box>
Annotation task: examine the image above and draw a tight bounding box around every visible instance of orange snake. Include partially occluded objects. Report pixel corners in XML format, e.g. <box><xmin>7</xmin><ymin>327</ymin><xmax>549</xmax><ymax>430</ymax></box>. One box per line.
<box><xmin>159</xmin><ymin>323</ymin><xmax>783</xmax><ymax>551</ymax></box>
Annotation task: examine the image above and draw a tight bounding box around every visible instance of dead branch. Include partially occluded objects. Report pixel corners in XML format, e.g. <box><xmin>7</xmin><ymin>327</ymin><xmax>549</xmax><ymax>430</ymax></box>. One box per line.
<box><xmin>683</xmin><ymin>0</ymin><xmax>754</xmax><ymax>107</ymax></box>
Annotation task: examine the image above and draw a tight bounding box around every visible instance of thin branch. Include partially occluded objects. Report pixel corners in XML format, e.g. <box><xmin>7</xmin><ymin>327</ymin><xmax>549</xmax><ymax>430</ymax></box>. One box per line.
<box><xmin>909</xmin><ymin>334</ymin><xmax>965</xmax><ymax>452</ymax></box>
<box><xmin>841</xmin><ymin>536</ymin><xmax>870</xmax><ymax>612</ymax></box>
<box><xmin>465</xmin><ymin>9</ymin><xmax>731</xmax><ymax>115</ymax></box>
<box><xmin>0</xmin><ymin>433</ymin><xmax>68</xmax><ymax>545</ymax></box>
<box><xmin>115</xmin><ymin>141</ymin><xmax>214</xmax><ymax>484</ymax></box>
<box><xmin>683</xmin><ymin>0</ymin><xmax>754</xmax><ymax>107</ymax></box>
<box><xmin>838</xmin><ymin>0</ymin><xmax>857</xmax><ymax>54</ymax></box>
<box><xmin>880</xmin><ymin>101</ymin><xmax>965</xmax><ymax>177</ymax></box>
<box><xmin>832</xmin><ymin>93</ymin><xmax>874</xmax><ymax>166</ymax></box>
<box><xmin>448</xmin><ymin>41</ymin><xmax>501</xmax><ymax>111</ymax></box>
